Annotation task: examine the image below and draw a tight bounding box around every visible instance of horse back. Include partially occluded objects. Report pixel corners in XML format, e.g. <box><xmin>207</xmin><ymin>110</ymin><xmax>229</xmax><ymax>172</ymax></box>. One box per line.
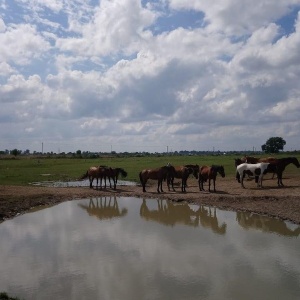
<box><xmin>199</xmin><ymin>165</ymin><xmax>211</xmax><ymax>179</ymax></box>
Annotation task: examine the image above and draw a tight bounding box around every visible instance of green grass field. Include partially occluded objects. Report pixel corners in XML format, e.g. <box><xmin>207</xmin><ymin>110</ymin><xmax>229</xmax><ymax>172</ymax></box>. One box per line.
<box><xmin>0</xmin><ymin>154</ymin><xmax>299</xmax><ymax>186</ymax></box>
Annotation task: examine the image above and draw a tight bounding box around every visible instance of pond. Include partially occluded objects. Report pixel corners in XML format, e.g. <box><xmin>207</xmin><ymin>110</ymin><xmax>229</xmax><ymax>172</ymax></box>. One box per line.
<box><xmin>0</xmin><ymin>197</ymin><xmax>299</xmax><ymax>300</ymax></box>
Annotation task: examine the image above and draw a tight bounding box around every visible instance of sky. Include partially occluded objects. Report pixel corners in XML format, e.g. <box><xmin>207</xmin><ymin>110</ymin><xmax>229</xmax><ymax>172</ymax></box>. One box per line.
<box><xmin>1</xmin><ymin>0</ymin><xmax>300</xmax><ymax>153</ymax></box>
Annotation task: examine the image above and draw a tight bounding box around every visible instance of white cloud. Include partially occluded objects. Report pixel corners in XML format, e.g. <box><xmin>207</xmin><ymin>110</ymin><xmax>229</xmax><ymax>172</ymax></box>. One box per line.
<box><xmin>1</xmin><ymin>0</ymin><xmax>300</xmax><ymax>152</ymax></box>
<box><xmin>0</xmin><ymin>23</ymin><xmax>50</xmax><ymax>65</ymax></box>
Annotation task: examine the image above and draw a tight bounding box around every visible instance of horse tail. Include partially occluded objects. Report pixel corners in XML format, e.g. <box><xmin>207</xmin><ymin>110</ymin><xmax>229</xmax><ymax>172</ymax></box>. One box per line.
<box><xmin>79</xmin><ymin>170</ymin><xmax>88</xmax><ymax>180</ymax></box>
<box><xmin>139</xmin><ymin>171</ymin><xmax>143</xmax><ymax>184</ymax></box>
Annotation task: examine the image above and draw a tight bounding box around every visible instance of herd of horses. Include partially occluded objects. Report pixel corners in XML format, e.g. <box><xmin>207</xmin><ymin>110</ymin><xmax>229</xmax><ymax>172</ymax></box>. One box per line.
<box><xmin>235</xmin><ymin>156</ymin><xmax>300</xmax><ymax>188</ymax></box>
<box><xmin>81</xmin><ymin>156</ymin><xmax>299</xmax><ymax>193</ymax></box>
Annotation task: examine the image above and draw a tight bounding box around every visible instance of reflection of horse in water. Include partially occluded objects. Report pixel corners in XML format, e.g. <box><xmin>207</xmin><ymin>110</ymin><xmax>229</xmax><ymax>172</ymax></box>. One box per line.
<box><xmin>78</xmin><ymin>196</ymin><xmax>128</xmax><ymax>220</ymax></box>
<box><xmin>140</xmin><ymin>199</ymin><xmax>226</xmax><ymax>234</ymax></box>
<box><xmin>236</xmin><ymin>211</ymin><xmax>300</xmax><ymax>237</ymax></box>
<box><xmin>198</xmin><ymin>206</ymin><xmax>227</xmax><ymax>234</ymax></box>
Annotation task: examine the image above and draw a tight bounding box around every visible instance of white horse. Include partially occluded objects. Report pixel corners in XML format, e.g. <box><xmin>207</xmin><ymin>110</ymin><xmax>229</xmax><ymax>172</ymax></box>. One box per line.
<box><xmin>236</xmin><ymin>163</ymin><xmax>270</xmax><ymax>188</ymax></box>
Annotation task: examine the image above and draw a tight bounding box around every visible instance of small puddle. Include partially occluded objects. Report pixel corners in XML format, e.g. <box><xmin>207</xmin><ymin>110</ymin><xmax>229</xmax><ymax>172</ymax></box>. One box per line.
<box><xmin>29</xmin><ymin>179</ymin><xmax>137</xmax><ymax>187</ymax></box>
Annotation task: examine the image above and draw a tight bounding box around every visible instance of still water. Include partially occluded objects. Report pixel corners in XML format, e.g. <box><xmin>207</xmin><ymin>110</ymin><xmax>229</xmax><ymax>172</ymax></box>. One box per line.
<box><xmin>0</xmin><ymin>197</ymin><xmax>300</xmax><ymax>300</ymax></box>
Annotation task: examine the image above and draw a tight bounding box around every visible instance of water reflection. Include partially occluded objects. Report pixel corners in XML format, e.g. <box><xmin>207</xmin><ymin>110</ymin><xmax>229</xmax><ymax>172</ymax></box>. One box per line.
<box><xmin>78</xmin><ymin>196</ymin><xmax>128</xmax><ymax>220</ymax></box>
<box><xmin>140</xmin><ymin>199</ymin><xmax>227</xmax><ymax>234</ymax></box>
<box><xmin>0</xmin><ymin>197</ymin><xmax>300</xmax><ymax>300</ymax></box>
<box><xmin>236</xmin><ymin>211</ymin><xmax>300</xmax><ymax>237</ymax></box>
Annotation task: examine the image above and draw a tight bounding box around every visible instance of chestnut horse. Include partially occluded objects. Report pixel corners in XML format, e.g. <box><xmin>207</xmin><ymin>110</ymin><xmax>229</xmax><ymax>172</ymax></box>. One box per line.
<box><xmin>198</xmin><ymin>165</ymin><xmax>225</xmax><ymax>192</ymax></box>
<box><xmin>139</xmin><ymin>164</ymin><xmax>176</xmax><ymax>193</ymax></box>
<box><xmin>80</xmin><ymin>166</ymin><xmax>108</xmax><ymax>189</ymax></box>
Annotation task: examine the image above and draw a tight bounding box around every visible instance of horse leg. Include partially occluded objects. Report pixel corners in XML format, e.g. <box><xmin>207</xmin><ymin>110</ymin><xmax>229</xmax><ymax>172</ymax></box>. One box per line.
<box><xmin>278</xmin><ymin>172</ymin><xmax>284</xmax><ymax>187</ymax></box>
<box><xmin>89</xmin><ymin>176</ymin><xmax>93</xmax><ymax>189</ymax></box>
<box><xmin>213</xmin><ymin>178</ymin><xmax>216</xmax><ymax>192</ymax></box>
<box><xmin>157</xmin><ymin>180</ymin><xmax>160</xmax><ymax>193</ymax></box>
<box><xmin>241</xmin><ymin>172</ymin><xmax>245</xmax><ymax>188</ymax></box>
<box><xmin>198</xmin><ymin>177</ymin><xmax>203</xmax><ymax>191</ymax></box>
<box><xmin>113</xmin><ymin>178</ymin><xmax>116</xmax><ymax>190</ymax></box>
<box><xmin>167</xmin><ymin>177</ymin><xmax>171</xmax><ymax>191</ymax></box>
<box><xmin>142</xmin><ymin>179</ymin><xmax>147</xmax><ymax>192</ymax></box>
<box><xmin>208</xmin><ymin>179</ymin><xmax>211</xmax><ymax>192</ymax></box>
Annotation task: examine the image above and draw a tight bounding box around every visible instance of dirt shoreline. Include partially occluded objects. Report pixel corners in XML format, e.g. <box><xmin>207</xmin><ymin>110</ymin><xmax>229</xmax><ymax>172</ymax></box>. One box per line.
<box><xmin>1</xmin><ymin>175</ymin><xmax>300</xmax><ymax>224</ymax></box>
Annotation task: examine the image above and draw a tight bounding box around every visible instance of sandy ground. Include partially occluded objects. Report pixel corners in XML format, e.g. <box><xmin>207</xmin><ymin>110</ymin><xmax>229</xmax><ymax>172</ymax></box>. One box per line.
<box><xmin>1</xmin><ymin>174</ymin><xmax>300</xmax><ymax>224</ymax></box>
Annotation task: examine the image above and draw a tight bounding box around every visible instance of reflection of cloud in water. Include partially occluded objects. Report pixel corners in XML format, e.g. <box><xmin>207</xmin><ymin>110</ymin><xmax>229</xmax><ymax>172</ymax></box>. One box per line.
<box><xmin>0</xmin><ymin>197</ymin><xmax>299</xmax><ymax>300</ymax></box>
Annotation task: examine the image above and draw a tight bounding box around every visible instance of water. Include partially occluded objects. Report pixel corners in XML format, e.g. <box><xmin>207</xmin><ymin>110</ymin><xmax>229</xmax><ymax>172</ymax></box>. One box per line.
<box><xmin>0</xmin><ymin>197</ymin><xmax>299</xmax><ymax>300</ymax></box>
<box><xmin>29</xmin><ymin>179</ymin><xmax>137</xmax><ymax>187</ymax></box>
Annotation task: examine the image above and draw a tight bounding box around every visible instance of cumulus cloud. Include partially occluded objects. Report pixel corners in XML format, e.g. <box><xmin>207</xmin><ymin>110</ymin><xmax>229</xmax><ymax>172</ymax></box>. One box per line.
<box><xmin>0</xmin><ymin>0</ymin><xmax>300</xmax><ymax>152</ymax></box>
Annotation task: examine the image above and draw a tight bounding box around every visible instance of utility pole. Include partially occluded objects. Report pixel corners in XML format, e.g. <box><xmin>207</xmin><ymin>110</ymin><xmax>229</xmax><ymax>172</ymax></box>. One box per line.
<box><xmin>42</xmin><ymin>142</ymin><xmax>43</xmax><ymax>154</ymax></box>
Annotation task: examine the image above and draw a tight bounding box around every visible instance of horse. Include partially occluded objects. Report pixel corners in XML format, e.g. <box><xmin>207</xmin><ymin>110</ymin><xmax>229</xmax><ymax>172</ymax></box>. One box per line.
<box><xmin>167</xmin><ymin>166</ymin><xmax>194</xmax><ymax>192</ymax></box>
<box><xmin>245</xmin><ymin>156</ymin><xmax>277</xmax><ymax>178</ymax></box>
<box><xmin>80</xmin><ymin>166</ymin><xmax>108</xmax><ymax>189</ymax></box>
<box><xmin>236</xmin><ymin>163</ymin><xmax>269</xmax><ymax>188</ymax></box>
<box><xmin>265</xmin><ymin>157</ymin><xmax>300</xmax><ymax>186</ymax></box>
<box><xmin>234</xmin><ymin>157</ymin><xmax>246</xmax><ymax>168</ymax></box>
<box><xmin>105</xmin><ymin>167</ymin><xmax>128</xmax><ymax>190</ymax></box>
<box><xmin>139</xmin><ymin>164</ymin><xmax>176</xmax><ymax>193</ymax></box>
<box><xmin>198</xmin><ymin>165</ymin><xmax>225</xmax><ymax>192</ymax></box>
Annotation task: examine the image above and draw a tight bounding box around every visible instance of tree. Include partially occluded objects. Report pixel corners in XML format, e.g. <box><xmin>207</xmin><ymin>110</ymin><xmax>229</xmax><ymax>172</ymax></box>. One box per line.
<box><xmin>261</xmin><ymin>137</ymin><xmax>286</xmax><ymax>153</ymax></box>
<box><xmin>10</xmin><ymin>149</ymin><xmax>21</xmax><ymax>156</ymax></box>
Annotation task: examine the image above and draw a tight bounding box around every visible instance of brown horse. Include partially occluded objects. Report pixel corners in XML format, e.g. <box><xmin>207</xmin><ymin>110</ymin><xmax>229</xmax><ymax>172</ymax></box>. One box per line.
<box><xmin>198</xmin><ymin>165</ymin><xmax>225</xmax><ymax>192</ymax></box>
<box><xmin>80</xmin><ymin>166</ymin><xmax>108</xmax><ymax>189</ymax></box>
<box><xmin>139</xmin><ymin>164</ymin><xmax>176</xmax><ymax>193</ymax></box>
<box><xmin>167</xmin><ymin>166</ymin><xmax>194</xmax><ymax>192</ymax></box>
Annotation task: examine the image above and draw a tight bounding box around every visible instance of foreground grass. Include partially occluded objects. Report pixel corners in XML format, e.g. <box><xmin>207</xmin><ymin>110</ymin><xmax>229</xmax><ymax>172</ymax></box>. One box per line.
<box><xmin>0</xmin><ymin>154</ymin><xmax>299</xmax><ymax>186</ymax></box>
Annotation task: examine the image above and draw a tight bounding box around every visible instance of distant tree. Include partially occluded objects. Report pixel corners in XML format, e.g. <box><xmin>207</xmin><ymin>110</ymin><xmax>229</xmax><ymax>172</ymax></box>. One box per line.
<box><xmin>10</xmin><ymin>149</ymin><xmax>21</xmax><ymax>156</ymax></box>
<box><xmin>261</xmin><ymin>137</ymin><xmax>286</xmax><ymax>153</ymax></box>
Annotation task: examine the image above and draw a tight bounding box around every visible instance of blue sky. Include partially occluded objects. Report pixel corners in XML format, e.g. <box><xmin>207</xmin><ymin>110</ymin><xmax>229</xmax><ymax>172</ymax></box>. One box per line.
<box><xmin>1</xmin><ymin>0</ymin><xmax>300</xmax><ymax>153</ymax></box>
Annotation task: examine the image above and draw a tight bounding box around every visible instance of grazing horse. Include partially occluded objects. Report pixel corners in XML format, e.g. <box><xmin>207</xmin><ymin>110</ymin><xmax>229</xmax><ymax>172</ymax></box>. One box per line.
<box><xmin>198</xmin><ymin>165</ymin><xmax>225</xmax><ymax>192</ymax></box>
<box><xmin>167</xmin><ymin>166</ymin><xmax>194</xmax><ymax>192</ymax></box>
<box><xmin>265</xmin><ymin>157</ymin><xmax>300</xmax><ymax>187</ymax></box>
<box><xmin>236</xmin><ymin>163</ymin><xmax>269</xmax><ymax>188</ymax></box>
<box><xmin>105</xmin><ymin>167</ymin><xmax>128</xmax><ymax>190</ymax></box>
<box><xmin>80</xmin><ymin>166</ymin><xmax>107</xmax><ymax>189</ymax></box>
<box><xmin>139</xmin><ymin>164</ymin><xmax>176</xmax><ymax>193</ymax></box>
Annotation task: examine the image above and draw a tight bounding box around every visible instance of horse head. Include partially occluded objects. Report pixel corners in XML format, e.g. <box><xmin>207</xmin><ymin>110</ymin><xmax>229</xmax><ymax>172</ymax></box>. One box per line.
<box><xmin>291</xmin><ymin>157</ymin><xmax>300</xmax><ymax>168</ymax></box>
<box><xmin>218</xmin><ymin>165</ymin><xmax>225</xmax><ymax>178</ymax></box>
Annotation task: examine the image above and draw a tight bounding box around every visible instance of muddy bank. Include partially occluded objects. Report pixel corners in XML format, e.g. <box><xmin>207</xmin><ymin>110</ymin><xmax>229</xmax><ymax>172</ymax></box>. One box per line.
<box><xmin>1</xmin><ymin>175</ymin><xmax>300</xmax><ymax>224</ymax></box>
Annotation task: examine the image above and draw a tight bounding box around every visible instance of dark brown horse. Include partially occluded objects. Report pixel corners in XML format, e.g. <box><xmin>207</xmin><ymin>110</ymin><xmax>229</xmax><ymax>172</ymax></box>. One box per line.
<box><xmin>265</xmin><ymin>157</ymin><xmax>300</xmax><ymax>186</ymax></box>
<box><xmin>139</xmin><ymin>164</ymin><xmax>176</xmax><ymax>193</ymax></box>
<box><xmin>198</xmin><ymin>165</ymin><xmax>225</xmax><ymax>192</ymax></box>
<box><xmin>167</xmin><ymin>166</ymin><xmax>194</xmax><ymax>192</ymax></box>
<box><xmin>105</xmin><ymin>167</ymin><xmax>128</xmax><ymax>190</ymax></box>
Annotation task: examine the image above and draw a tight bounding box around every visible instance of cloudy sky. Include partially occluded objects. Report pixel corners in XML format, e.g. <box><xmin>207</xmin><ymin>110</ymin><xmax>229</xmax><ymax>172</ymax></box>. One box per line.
<box><xmin>1</xmin><ymin>0</ymin><xmax>300</xmax><ymax>153</ymax></box>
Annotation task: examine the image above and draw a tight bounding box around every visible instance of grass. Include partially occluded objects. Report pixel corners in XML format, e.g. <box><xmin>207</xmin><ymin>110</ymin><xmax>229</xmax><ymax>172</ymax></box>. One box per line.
<box><xmin>0</xmin><ymin>154</ymin><xmax>299</xmax><ymax>186</ymax></box>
